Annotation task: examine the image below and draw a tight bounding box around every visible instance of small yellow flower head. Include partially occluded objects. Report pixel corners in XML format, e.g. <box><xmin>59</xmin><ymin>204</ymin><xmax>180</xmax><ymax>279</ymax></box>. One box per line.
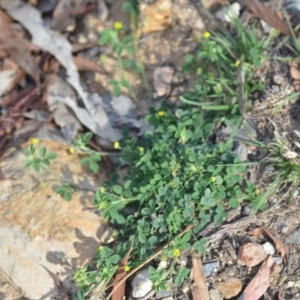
<box><xmin>69</xmin><ymin>147</ymin><xmax>75</xmax><ymax>154</ymax></box>
<box><xmin>97</xmin><ymin>246</ymin><xmax>103</xmax><ymax>253</ymax></box>
<box><xmin>173</xmin><ymin>248</ymin><xmax>181</xmax><ymax>258</ymax></box>
<box><xmin>202</xmin><ymin>31</ymin><xmax>211</xmax><ymax>39</ymax></box>
<box><xmin>114</xmin><ymin>21</ymin><xmax>123</xmax><ymax>30</ymax></box>
<box><xmin>114</xmin><ymin>141</ymin><xmax>121</xmax><ymax>149</ymax></box>
<box><xmin>100</xmin><ymin>186</ymin><xmax>105</xmax><ymax>193</ymax></box>
<box><xmin>31</xmin><ymin>138</ymin><xmax>39</xmax><ymax>145</ymax></box>
<box><xmin>157</xmin><ymin>110</ymin><xmax>165</xmax><ymax>117</ymax></box>
<box><xmin>138</xmin><ymin>147</ymin><xmax>144</xmax><ymax>153</ymax></box>
<box><xmin>169</xmin><ymin>181</ymin><xmax>174</xmax><ymax>186</ymax></box>
<box><xmin>210</xmin><ymin>176</ymin><xmax>216</xmax><ymax>183</ymax></box>
<box><xmin>234</xmin><ymin>60</ymin><xmax>241</xmax><ymax>67</ymax></box>
<box><xmin>98</xmin><ymin>202</ymin><xmax>108</xmax><ymax>210</ymax></box>
<box><xmin>124</xmin><ymin>265</ymin><xmax>130</xmax><ymax>272</ymax></box>
<box><xmin>255</xmin><ymin>188</ymin><xmax>260</xmax><ymax>195</ymax></box>
<box><xmin>196</xmin><ymin>67</ymin><xmax>203</xmax><ymax>75</ymax></box>
<box><xmin>213</xmin><ymin>83</ymin><xmax>222</xmax><ymax>94</ymax></box>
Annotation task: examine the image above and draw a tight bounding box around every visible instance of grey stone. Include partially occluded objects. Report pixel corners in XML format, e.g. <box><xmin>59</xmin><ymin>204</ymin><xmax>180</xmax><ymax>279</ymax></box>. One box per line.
<box><xmin>203</xmin><ymin>261</ymin><xmax>220</xmax><ymax>277</ymax></box>
<box><xmin>132</xmin><ymin>268</ymin><xmax>154</xmax><ymax>299</ymax></box>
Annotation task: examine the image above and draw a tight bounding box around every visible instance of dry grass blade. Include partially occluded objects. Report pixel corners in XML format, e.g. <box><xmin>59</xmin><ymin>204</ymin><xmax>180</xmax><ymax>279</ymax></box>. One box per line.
<box><xmin>112</xmin><ymin>242</ymin><xmax>133</xmax><ymax>300</ymax></box>
<box><xmin>243</xmin><ymin>0</ymin><xmax>291</xmax><ymax>36</ymax></box>
<box><xmin>51</xmin><ymin>0</ymin><xmax>87</xmax><ymax>31</ymax></box>
<box><xmin>191</xmin><ymin>255</ymin><xmax>210</xmax><ymax>300</ymax></box>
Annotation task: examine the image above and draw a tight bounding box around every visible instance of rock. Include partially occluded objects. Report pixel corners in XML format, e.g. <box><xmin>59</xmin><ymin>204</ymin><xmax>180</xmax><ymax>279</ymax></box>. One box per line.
<box><xmin>215</xmin><ymin>2</ymin><xmax>241</xmax><ymax>23</ymax></box>
<box><xmin>262</xmin><ymin>242</ymin><xmax>275</xmax><ymax>255</ymax></box>
<box><xmin>214</xmin><ymin>278</ymin><xmax>243</xmax><ymax>299</ymax></box>
<box><xmin>156</xmin><ymin>282</ymin><xmax>173</xmax><ymax>299</ymax></box>
<box><xmin>273</xmin><ymin>257</ymin><xmax>283</xmax><ymax>264</ymax></box>
<box><xmin>158</xmin><ymin>260</ymin><xmax>168</xmax><ymax>269</ymax></box>
<box><xmin>0</xmin><ymin>271</ymin><xmax>24</xmax><ymax>299</ymax></box>
<box><xmin>237</xmin><ymin>243</ymin><xmax>268</xmax><ymax>267</ymax></box>
<box><xmin>209</xmin><ymin>289</ymin><xmax>223</xmax><ymax>300</ymax></box>
<box><xmin>281</xmin><ymin>226</ymin><xmax>290</xmax><ymax>234</ymax></box>
<box><xmin>132</xmin><ymin>268</ymin><xmax>154</xmax><ymax>299</ymax></box>
<box><xmin>161</xmin><ymin>297</ymin><xmax>174</xmax><ymax>300</ymax></box>
<box><xmin>0</xmin><ymin>140</ymin><xmax>113</xmax><ymax>299</ymax></box>
<box><xmin>203</xmin><ymin>261</ymin><xmax>220</xmax><ymax>277</ymax></box>
<box><xmin>287</xmin><ymin>229</ymin><xmax>300</xmax><ymax>244</ymax></box>
<box><xmin>153</xmin><ymin>65</ymin><xmax>175</xmax><ymax>98</ymax></box>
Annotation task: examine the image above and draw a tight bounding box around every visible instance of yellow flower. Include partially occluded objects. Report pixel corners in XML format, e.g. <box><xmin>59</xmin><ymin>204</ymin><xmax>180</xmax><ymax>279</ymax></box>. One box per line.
<box><xmin>97</xmin><ymin>246</ymin><xmax>103</xmax><ymax>253</ymax></box>
<box><xmin>255</xmin><ymin>188</ymin><xmax>260</xmax><ymax>195</ymax></box>
<box><xmin>98</xmin><ymin>202</ymin><xmax>108</xmax><ymax>210</ymax></box>
<box><xmin>31</xmin><ymin>138</ymin><xmax>39</xmax><ymax>145</ymax></box>
<box><xmin>69</xmin><ymin>147</ymin><xmax>75</xmax><ymax>154</ymax></box>
<box><xmin>114</xmin><ymin>141</ymin><xmax>121</xmax><ymax>149</ymax></box>
<box><xmin>124</xmin><ymin>265</ymin><xmax>130</xmax><ymax>272</ymax></box>
<box><xmin>138</xmin><ymin>147</ymin><xmax>144</xmax><ymax>153</ymax></box>
<box><xmin>196</xmin><ymin>67</ymin><xmax>203</xmax><ymax>75</ymax></box>
<box><xmin>100</xmin><ymin>186</ymin><xmax>105</xmax><ymax>193</ymax></box>
<box><xmin>234</xmin><ymin>60</ymin><xmax>241</xmax><ymax>67</ymax></box>
<box><xmin>114</xmin><ymin>21</ymin><xmax>123</xmax><ymax>30</ymax></box>
<box><xmin>157</xmin><ymin>110</ymin><xmax>165</xmax><ymax>117</ymax></box>
<box><xmin>202</xmin><ymin>31</ymin><xmax>211</xmax><ymax>39</ymax></box>
<box><xmin>210</xmin><ymin>176</ymin><xmax>216</xmax><ymax>183</ymax></box>
<box><xmin>169</xmin><ymin>181</ymin><xmax>174</xmax><ymax>186</ymax></box>
<box><xmin>173</xmin><ymin>248</ymin><xmax>181</xmax><ymax>258</ymax></box>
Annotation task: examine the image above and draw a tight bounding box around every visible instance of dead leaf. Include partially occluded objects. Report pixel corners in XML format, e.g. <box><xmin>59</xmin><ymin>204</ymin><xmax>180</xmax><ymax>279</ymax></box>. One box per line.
<box><xmin>243</xmin><ymin>0</ymin><xmax>292</xmax><ymax>36</ymax></box>
<box><xmin>237</xmin><ymin>243</ymin><xmax>268</xmax><ymax>267</ymax></box>
<box><xmin>277</xmin><ymin>292</ymin><xmax>285</xmax><ymax>300</ymax></box>
<box><xmin>243</xmin><ymin>256</ymin><xmax>274</xmax><ymax>300</ymax></box>
<box><xmin>0</xmin><ymin>9</ymin><xmax>39</xmax><ymax>83</ymax></box>
<box><xmin>51</xmin><ymin>0</ymin><xmax>87</xmax><ymax>31</ymax></box>
<box><xmin>72</xmin><ymin>40</ymin><xmax>99</xmax><ymax>53</ymax></box>
<box><xmin>45</xmin><ymin>74</ymin><xmax>82</xmax><ymax>142</ymax></box>
<box><xmin>247</xmin><ymin>228</ymin><xmax>262</xmax><ymax>236</ymax></box>
<box><xmin>261</xmin><ymin>227</ymin><xmax>289</xmax><ymax>263</ymax></box>
<box><xmin>1</xmin><ymin>0</ymin><xmax>120</xmax><ymax>142</ymax></box>
<box><xmin>112</xmin><ymin>242</ymin><xmax>133</xmax><ymax>300</ymax></box>
<box><xmin>0</xmin><ymin>69</ymin><xmax>24</xmax><ymax>98</ymax></box>
<box><xmin>248</xmin><ymin>227</ymin><xmax>289</xmax><ymax>263</ymax></box>
<box><xmin>191</xmin><ymin>255</ymin><xmax>210</xmax><ymax>300</ymax></box>
<box><xmin>73</xmin><ymin>56</ymin><xmax>103</xmax><ymax>73</ymax></box>
<box><xmin>290</xmin><ymin>57</ymin><xmax>300</xmax><ymax>91</ymax></box>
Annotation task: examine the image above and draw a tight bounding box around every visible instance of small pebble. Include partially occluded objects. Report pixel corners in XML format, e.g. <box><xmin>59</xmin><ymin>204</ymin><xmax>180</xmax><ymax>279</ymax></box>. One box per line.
<box><xmin>281</xmin><ymin>226</ymin><xmax>289</xmax><ymax>234</ymax></box>
<box><xmin>158</xmin><ymin>261</ymin><xmax>168</xmax><ymax>269</ymax></box>
<box><xmin>210</xmin><ymin>289</ymin><xmax>223</xmax><ymax>300</ymax></box>
<box><xmin>262</xmin><ymin>242</ymin><xmax>275</xmax><ymax>255</ymax></box>
<box><xmin>215</xmin><ymin>2</ymin><xmax>241</xmax><ymax>23</ymax></box>
<box><xmin>182</xmin><ymin>283</ymin><xmax>190</xmax><ymax>294</ymax></box>
<box><xmin>203</xmin><ymin>261</ymin><xmax>220</xmax><ymax>277</ymax></box>
<box><xmin>287</xmin><ymin>281</ymin><xmax>295</xmax><ymax>288</ymax></box>
<box><xmin>273</xmin><ymin>257</ymin><xmax>283</xmax><ymax>264</ymax></box>
<box><xmin>242</xmin><ymin>205</ymin><xmax>252</xmax><ymax>215</ymax></box>
<box><xmin>131</xmin><ymin>268</ymin><xmax>154</xmax><ymax>298</ymax></box>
